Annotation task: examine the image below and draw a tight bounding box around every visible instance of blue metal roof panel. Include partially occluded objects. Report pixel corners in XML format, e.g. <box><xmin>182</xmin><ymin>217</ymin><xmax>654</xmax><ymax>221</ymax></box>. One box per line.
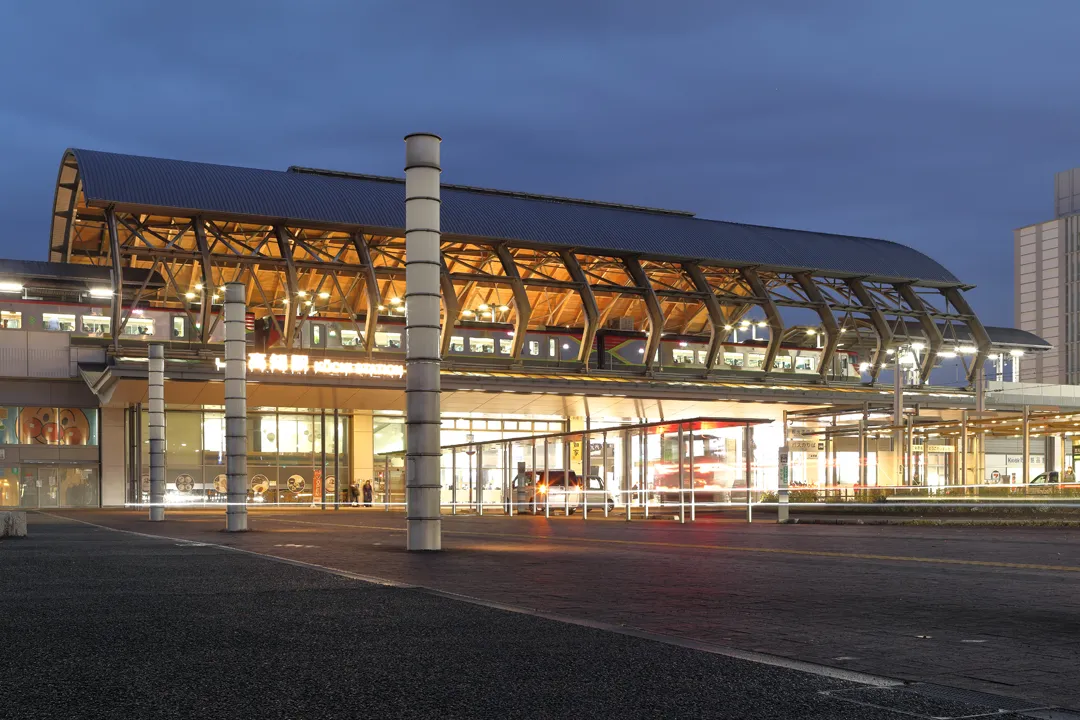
<box><xmin>70</xmin><ymin>149</ymin><xmax>960</xmax><ymax>284</ymax></box>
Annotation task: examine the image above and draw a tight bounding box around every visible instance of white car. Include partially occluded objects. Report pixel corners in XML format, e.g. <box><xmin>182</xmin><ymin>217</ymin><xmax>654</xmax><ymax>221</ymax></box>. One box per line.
<box><xmin>509</xmin><ymin>470</ymin><xmax>615</xmax><ymax>514</ymax></box>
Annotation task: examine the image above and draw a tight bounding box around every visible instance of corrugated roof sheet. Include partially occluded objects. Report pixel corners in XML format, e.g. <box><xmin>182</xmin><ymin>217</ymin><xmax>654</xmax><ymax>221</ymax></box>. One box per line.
<box><xmin>69</xmin><ymin>148</ymin><xmax>961</xmax><ymax>285</ymax></box>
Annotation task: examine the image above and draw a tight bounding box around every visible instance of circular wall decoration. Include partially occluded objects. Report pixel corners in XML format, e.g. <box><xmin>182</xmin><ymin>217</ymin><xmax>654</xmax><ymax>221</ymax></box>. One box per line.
<box><xmin>325</xmin><ymin>476</ymin><xmax>336</xmax><ymax>493</ymax></box>
<box><xmin>213</xmin><ymin>474</ymin><xmax>227</xmax><ymax>493</ymax></box>
<box><xmin>140</xmin><ymin>475</ymin><xmax>150</xmax><ymax>494</ymax></box>
<box><xmin>287</xmin><ymin>474</ymin><xmax>306</xmax><ymax>493</ymax></box>
<box><xmin>250</xmin><ymin>473</ymin><xmax>270</xmax><ymax>494</ymax></box>
<box><xmin>174</xmin><ymin>474</ymin><xmax>195</xmax><ymax>493</ymax></box>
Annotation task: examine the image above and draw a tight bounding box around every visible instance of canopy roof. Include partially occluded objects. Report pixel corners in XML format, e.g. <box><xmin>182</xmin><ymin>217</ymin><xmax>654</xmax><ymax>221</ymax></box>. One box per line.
<box><xmin>62</xmin><ymin>148</ymin><xmax>961</xmax><ymax>286</ymax></box>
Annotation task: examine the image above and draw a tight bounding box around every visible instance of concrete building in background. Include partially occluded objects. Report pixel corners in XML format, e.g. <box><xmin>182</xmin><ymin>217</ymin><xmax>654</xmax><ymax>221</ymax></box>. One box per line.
<box><xmin>1014</xmin><ymin>169</ymin><xmax>1080</xmax><ymax>384</ymax></box>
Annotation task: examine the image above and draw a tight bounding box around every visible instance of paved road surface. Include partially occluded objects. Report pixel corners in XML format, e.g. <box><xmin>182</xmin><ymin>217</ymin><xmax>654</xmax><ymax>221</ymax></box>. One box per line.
<box><xmin>37</xmin><ymin>507</ymin><xmax>1080</xmax><ymax>713</ymax></box>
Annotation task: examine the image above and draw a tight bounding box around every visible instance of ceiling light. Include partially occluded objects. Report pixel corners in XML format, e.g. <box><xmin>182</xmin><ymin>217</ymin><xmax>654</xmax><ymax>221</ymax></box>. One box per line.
<box><xmin>1010</xmin><ymin>349</ymin><xmax>1024</xmax><ymax>356</ymax></box>
<box><xmin>390</xmin><ymin>297</ymin><xmax>402</xmax><ymax>305</ymax></box>
<box><xmin>184</xmin><ymin>292</ymin><xmax>196</xmax><ymax>300</ymax></box>
<box><xmin>939</xmin><ymin>351</ymin><xmax>957</xmax><ymax>359</ymax></box>
<box><xmin>88</xmin><ymin>287</ymin><xmax>112</xmax><ymax>298</ymax></box>
<box><xmin>911</xmin><ymin>342</ymin><xmax>925</xmax><ymax>351</ymax></box>
<box><xmin>806</xmin><ymin>329</ymin><xmax>817</xmax><ymax>336</ymax></box>
<box><xmin>462</xmin><ymin>309</ymin><xmax>474</xmax><ymax>317</ymax></box>
<box><xmin>0</xmin><ymin>282</ymin><xmax>22</xmax><ymax>294</ymax></box>
<box><xmin>858</xmin><ymin>362</ymin><xmax>871</xmax><ymax>372</ymax></box>
<box><xmin>318</xmin><ymin>292</ymin><xmax>330</xmax><ymax>299</ymax></box>
<box><xmin>395</xmin><ymin>306</ymin><xmax>406</xmax><ymax>313</ymax></box>
<box><xmin>297</xmin><ymin>290</ymin><xmax>307</xmax><ymax>297</ymax></box>
<box><xmin>498</xmin><ymin>305</ymin><xmax>509</xmax><ymax>312</ymax></box>
<box><xmin>958</xmin><ymin>346</ymin><xmax>977</xmax><ymax>354</ymax></box>
<box><xmin>478</xmin><ymin>303</ymin><xmax>489</xmax><ymax>311</ymax></box>
<box><xmin>886</xmin><ymin>349</ymin><xmax>895</xmax><ymax>355</ymax></box>
<box><xmin>723</xmin><ymin>325</ymin><xmax>733</xmax><ymax>331</ymax></box>
<box><xmin>562</xmin><ymin>343</ymin><xmax>570</xmax><ymax>350</ymax></box>
<box><xmin>195</xmin><ymin>283</ymin><xmax>203</xmax><ymax>291</ymax></box>
<box><xmin>756</xmin><ymin>321</ymin><xmax>767</xmax><ymax>328</ymax></box>
<box><xmin>377</xmin><ymin>304</ymin><xmax>387</xmax><ymax>311</ymax></box>
<box><xmin>839</xmin><ymin>328</ymin><xmax>847</xmax><ymax>334</ymax></box>
<box><xmin>304</xmin><ymin>300</ymin><xmax>312</xmax><ymax>306</ymax></box>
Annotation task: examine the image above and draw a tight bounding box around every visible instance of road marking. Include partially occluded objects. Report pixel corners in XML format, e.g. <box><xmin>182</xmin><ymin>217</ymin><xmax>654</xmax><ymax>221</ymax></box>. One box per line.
<box><xmin>251</xmin><ymin>515</ymin><xmax>1080</xmax><ymax>574</ymax></box>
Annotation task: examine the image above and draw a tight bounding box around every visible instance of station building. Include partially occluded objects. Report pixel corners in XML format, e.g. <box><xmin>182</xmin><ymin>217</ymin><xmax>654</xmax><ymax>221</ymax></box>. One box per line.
<box><xmin>0</xmin><ymin>148</ymin><xmax>1058</xmax><ymax>510</ymax></box>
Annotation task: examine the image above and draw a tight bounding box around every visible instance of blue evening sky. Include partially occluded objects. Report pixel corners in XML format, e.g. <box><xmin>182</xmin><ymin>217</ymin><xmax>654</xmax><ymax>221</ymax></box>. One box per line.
<box><xmin>2</xmin><ymin>0</ymin><xmax>1078</xmax><ymax>325</ymax></box>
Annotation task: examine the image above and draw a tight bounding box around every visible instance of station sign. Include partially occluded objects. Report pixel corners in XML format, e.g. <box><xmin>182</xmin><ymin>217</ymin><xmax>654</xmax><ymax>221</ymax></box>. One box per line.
<box><xmin>215</xmin><ymin>353</ymin><xmax>404</xmax><ymax>379</ymax></box>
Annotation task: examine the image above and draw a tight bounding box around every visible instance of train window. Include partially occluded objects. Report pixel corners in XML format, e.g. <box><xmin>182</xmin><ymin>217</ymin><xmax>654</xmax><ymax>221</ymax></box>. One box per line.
<box><xmin>1</xmin><ymin>311</ymin><xmax>20</xmax><ymax>329</ymax></box>
<box><xmin>43</xmin><ymin>313</ymin><xmax>76</xmax><ymax>332</ymax></box>
<box><xmin>723</xmin><ymin>352</ymin><xmax>744</xmax><ymax>368</ymax></box>
<box><xmin>697</xmin><ymin>351</ymin><xmax>708</xmax><ymax>364</ymax></box>
<box><xmin>528</xmin><ymin>340</ymin><xmax>540</xmax><ymax>356</ymax></box>
<box><xmin>468</xmin><ymin>337</ymin><xmax>495</xmax><ymax>354</ymax></box>
<box><xmin>773</xmin><ymin>356</ymin><xmax>792</xmax><ymax>370</ymax></box>
<box><xmin>80</xmin><ymin>316</ymin><xmax>111</xmax><ymax>337</ymax></box>
<box><xmin>123</xmin><ymin>318</ymin><xmax>154</xmax><ymax>337</ymax></box>
<box><xmin>747</xmin><ymin>354</ymin><xmax>765</xmax><ymax>369</ymax></box>
<box><xmin>172</xmin><ymin>317</ymin><xmax>186</xmax><ymax>339</ymax></box>
<box><xmin>672</xmin><ymin>348</ymin><xmax>695</xmax><ymax>365</ymax></box>
<box><xmin>340</xmin><ymin>329</ymin><xmax>363</xmax><ymax>347</ymax></box>
<box><xmin>548</xmin><ymin>338</ymin><xmax>556</xmax><ymax>357</ymax></box>
<box><xmin>795</xmin><ymin>356</ymin><xmax>815</xmax><ymax>372</ymax></box>
<box><xmin>499</xmin><ymin>338</ymin><xmax>512</xmax><ymax>354</ymax></box>
<box><xmin>450</xmin><ymin>336</ymin><xmax>464</xmax><ymax>352</ymax></box>
<box><xmin>375</xmin><ymin>332</ymin><xmax>402</xmax><ymax>349</ymax></box>
<box><xmin>312</xmin><ymin>324</ymin><xmax>323</xmax><ymax>346</ymax></box>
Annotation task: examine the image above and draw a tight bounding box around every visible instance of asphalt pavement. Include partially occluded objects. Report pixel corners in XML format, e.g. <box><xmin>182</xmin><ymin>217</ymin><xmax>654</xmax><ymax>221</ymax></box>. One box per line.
<box><xmin>3</xmin><ymin>514</ymin><xmax>1074</xmax><ymax>719</ymax></box>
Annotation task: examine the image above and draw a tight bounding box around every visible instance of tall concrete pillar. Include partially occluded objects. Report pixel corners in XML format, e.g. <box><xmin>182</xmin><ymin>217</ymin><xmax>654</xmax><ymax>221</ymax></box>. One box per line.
<box><xmin>224</xmin><ymin>282</ymin><xmax>248</xmax><ymax>532</ymax></box>
<box><xmin>148</xmin><ymin>344</ymin><xmax>165</xmax><ymax>521</ymax></box>
<box><xmin>404</xmin><ymin>132</ymin><xmax>442</xmax><ymax>551</ymax></box>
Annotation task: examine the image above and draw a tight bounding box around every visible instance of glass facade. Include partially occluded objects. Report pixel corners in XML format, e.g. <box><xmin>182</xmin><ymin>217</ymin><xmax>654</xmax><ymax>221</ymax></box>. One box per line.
<box><xmin>140</xmin><ymin>409</ymin><xmax>348</xmax><ymax>504</ymax></box>
<box><xmin>0</xmin><ymin>465</ymin><xmax>99</xmax><ymax>508</ymax></box>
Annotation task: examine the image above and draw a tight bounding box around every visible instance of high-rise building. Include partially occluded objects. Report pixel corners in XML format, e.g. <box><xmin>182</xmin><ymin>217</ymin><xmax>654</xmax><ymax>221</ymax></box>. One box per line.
<box><xmin>1014</xmin><ymin>169</ymin><xmax>1080</xmax><ymax>384</ymax></box>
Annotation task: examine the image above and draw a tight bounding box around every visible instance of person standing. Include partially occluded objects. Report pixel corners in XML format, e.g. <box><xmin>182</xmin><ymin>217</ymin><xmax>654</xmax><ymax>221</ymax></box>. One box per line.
<box><xmin>349</xmin><ymin>481</ymin><xmax>360</xmax><ymax>507</ymax></box>
<box><xmin>362</xmin><ymin>480</ymin><xmax>373</xmax><ymax>508</ymax></box>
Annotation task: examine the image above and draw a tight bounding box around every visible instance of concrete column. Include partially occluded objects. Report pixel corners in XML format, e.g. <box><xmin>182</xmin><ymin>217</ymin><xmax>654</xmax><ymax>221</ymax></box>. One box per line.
<box><xmin>1022</xmin><ymin>406</ymin><xmax>1030</xmax><ymax>486</ymax></box>
<box><xmin>224</xmin><ymin>283</ymin><xmax>248</xmax><ymax>532</ymax></box>
<box><xmin>100</xmin><ymin>407</ymin><xmax>126</xmax><ymax>507</ymax></box>
<box><xmin>404</xmin><ymin>132</ymin><xmax>442</xmax><ymax>551</ymax></box>
<box><xmin>148</xmin><ymin>344</ymin><xmax>165</xmax><ymax>521</ymax></box>
<box><xmin>351</xmin><ymin>410</ymin><xmax>374</xmax><ymax>490</ymax></box>
<box><xmin>960</xmin><ymin>410</ymin><xmax>968</xmax><ymax>487</ymax></box>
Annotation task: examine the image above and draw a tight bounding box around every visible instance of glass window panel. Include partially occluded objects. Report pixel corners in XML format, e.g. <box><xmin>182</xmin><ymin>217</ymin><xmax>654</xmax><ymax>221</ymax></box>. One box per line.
<box><xmin>166</xmin><ymin>411</ymin><xmax>202</xmax><ymax>466</ymax></box>
<box><xmin>1</xmin><ymin>311</ymin><xmax>21</xmax><ymax>329</ymax></box>
<box><xmin>724</xmin><ymin>352</ymin><xmax>744</xmax><ymax>368</ymax></box>
<box><xmin>313</xmin><ymin>325</ymin><xmax>322</xmax><ymax>345</ymax></box>
<box><xmin>468</xmin><ymin>337</ymin><xmax>495</xmax><ymax>353</ymax></box>
<box><xmin>123</xmin><ymin>317</ymin><xmax>155</xmax><ymax>337</ymax></box>
<box><xmin>548</xmin><ymin>338</ymin><xmax>556</xmax><ymax>356</ymax></box>
<box><xmin>450</xmin><ymin>336</ymin><xmax>464</xmax><ymax>352</ymax></box>
<box><xmin>42</xmin><ymin>313</ymin><xmax>75</xmax><ymax>332</ymax></box>
<box><xmin>340</xmin><ymin>329</ymin><xmax>363</xmax><ymax>347</ymax></box>
<box><xmin>499</xmin><ymin>338</ymin><xmax>512</xmax><ymax>354</ymax></box>
<box><xmin>528</xmin><ymin>340</ymin><xmax>540</xmax><ymax>356</ymax></box>
<box><xmin>80</xmin><ymin>315</ymin><xmax>111</xmax><ymax>336</ymax></box>
<box><xmin>455</xmin><ymin>418</ymin><xmax>471</xmax><ymax>430</ymax></box>
<box><xmin>375</xmin><ymin>332</ymin><xmax>402</xmax><ymax>349</ymax></box>
<box><xmin>747</xmin><ymin>354</ymin><xmax>765</xmax><ymax>369</ymax></box>
<box><xmin>672</xmin><ymin>348</ymin><xmax>695</xmax><ymax>365</ymax></box>
<box><xmin>795</xmin><ymin>356</ymin><xmax>815</xmax><ymax>371</ymax></box>
<box><xmin>172</xmin><ymin>317</ymin><xmax>186</xmax><ymax>339</ymax></box>
<box><xmin>773</xmin><ymin>356</ymin><xmax>792</xmax><ymax>370</ymax></box>
<box><xmin>697</xmin><ymin>350</ymin><xmax>708</xmax><ymax>364</ymax></box>
<box><xmin>203</xmin><ymin>412</ymin><xmax>225</xmax><ymax>454</ymax></box>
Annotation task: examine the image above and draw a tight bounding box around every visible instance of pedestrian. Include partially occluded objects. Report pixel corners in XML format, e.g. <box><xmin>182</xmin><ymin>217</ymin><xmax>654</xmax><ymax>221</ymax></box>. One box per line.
<box><xmin>349</xmin><ymin>481</ymin><xmax>360</xmax><ymax>507</ymax></box>
<box><xmin>362</xmin><ymin>480</ymin><xmax>373</xmax><ymax>508</ymax></box>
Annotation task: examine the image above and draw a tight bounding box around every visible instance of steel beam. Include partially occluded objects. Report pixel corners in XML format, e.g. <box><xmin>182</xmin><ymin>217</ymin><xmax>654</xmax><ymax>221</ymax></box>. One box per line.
<box><xmin>794</xmin><ymin>272</ymin><xmax>840</xmax><ymax>381</ymax></box>
<box><xmin>683</xmin><ymin>262</ymin><xmax>727</xmax><ymax>371</ymax></box>
<box><xmin>896</xmin><ymin>283</ymin><xmax>943</xmax><ymax>385</ymax></box>
<box><xmin>942</xmin><ymin>286</ymin><xmax>993</xmax><ymax>388</ymax></box>
<box><xmin>274</xmin><ymin>226</ymin><xmax>300</xmax><ymax>348</ymax></box>
<box><xmin>846</xmin><ymin>278</ymin><xmax>893</xmax><ymax>384</ymax></box>
<box><xmin>495</xmin><ymin>244</ymin><xmax>532</xmax><ymax>359</ymax></box>
<box><xmin>560</xmin><ymin>249</ymin><xmax>599</xmax><ymax>367</ymax></box>
<box><xmin>740</xmin><ymin>268</ymin><xmax>783</xmax><ymax>374</ymax></box>
<box><xmin>439</xmin><ymin>256</ymin><xmax>459</xmax><ymax>357</ymax></box>
<box><xmin>351</xmin><ymin>233</ymin><xmax>381</xmax><ymax>358</ymax></box>
<box><xmin>623</xmin><ymin>256</ymin><xmax>664</xmax><ymax>371</ymax></box>
<box><xmin>193</xmin><ymin>218</ymin><xmax>215</xmax><ymax>344</ymax></box>
<box><xmin>105</xmin><ymin>208</ymin><xmax>124</xmax><ymax>349</ymax></box>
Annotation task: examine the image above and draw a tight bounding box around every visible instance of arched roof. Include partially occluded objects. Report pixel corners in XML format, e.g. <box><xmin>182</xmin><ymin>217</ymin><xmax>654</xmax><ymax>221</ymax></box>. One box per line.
<box><xmin>56</xmin><ymin>148</ymin><xmax>961</xmax><ymax>286</ymax></box>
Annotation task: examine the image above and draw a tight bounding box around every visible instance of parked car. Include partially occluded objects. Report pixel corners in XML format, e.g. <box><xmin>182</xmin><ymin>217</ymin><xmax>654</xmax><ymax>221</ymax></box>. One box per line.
<box><xmin>508</xmin><ymin>470</ymin><xmax>615</xmax><ymax>514</ymax></box>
